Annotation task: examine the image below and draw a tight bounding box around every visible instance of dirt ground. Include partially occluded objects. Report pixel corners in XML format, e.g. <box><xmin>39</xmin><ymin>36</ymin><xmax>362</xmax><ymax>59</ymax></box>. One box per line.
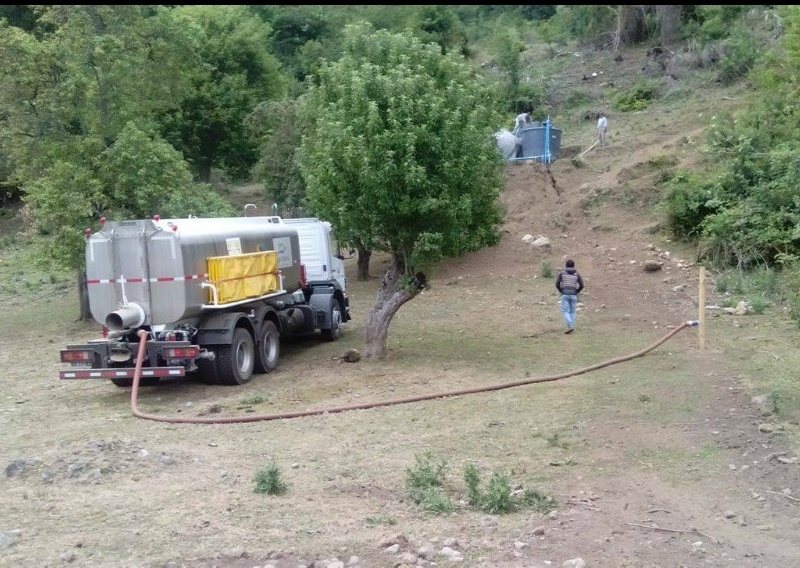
<box><xmin>2</xmin><ymin>49</ymin><xmax>800</xmax><ymax>568</ymax></box>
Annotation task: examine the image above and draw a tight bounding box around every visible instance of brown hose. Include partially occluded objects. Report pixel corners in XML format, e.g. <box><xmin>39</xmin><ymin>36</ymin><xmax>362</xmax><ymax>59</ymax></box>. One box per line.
<box><xmin>131</xmin><ymin>321</ymin><xmax>697</xmax><ymax>425</ymax></box>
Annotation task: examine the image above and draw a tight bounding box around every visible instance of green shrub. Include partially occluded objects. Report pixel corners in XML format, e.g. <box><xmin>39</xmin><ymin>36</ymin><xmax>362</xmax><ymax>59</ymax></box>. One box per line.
<box><xmin>480</xmin><ymin>472</ymin><xmax>515</xmax><ymax>514</ymax></box>
<box><xmin>417</xmin><ymin>487</ymin><xmax>454</xmax><ymax>514</ymax></box>
<box><xmin>405</xmin><ymin>452</ymin><xmax>448</xmax><ymax>505</ymax></box>
<box><xmin>519</xmin><ymin>487</ymin><xmax>556</xmax><ymax>513</ymax></box>
<box><xmin>461</xmin><ymin>463</ymin><xmax>555</xmax><ymax>515</ymax></box>
<box><xmin>463</xmin><ymin>463</ymin><xmax>482</xmax><ymax>506</ymax></box>
<box><xmin>540</xmin><ymin>260</ymin><xmax>553</xmax><ymax>278</ymax></box>
<box><xmin>716</xmin><ymin>31</ymin><xmax>760</xmax><ymax>85</ymax></box>
<box><xmin>749</xmin><ymin>296</ymin><xmax>768</xmax><ymax>315</ymax></box>
<box><xmin>612</xmin><ymin>80</ymin><xmax>659</xmax><ymax>112</ymax></box>
<box><xmin>714</xmin><ymin>273</ymin><xmax>730</xmax><ymax>294</ymax></box>
<box><xmin>253</xmin><ymin>462</ymin><xmax>288</xmax><ymax>495</ymax></box>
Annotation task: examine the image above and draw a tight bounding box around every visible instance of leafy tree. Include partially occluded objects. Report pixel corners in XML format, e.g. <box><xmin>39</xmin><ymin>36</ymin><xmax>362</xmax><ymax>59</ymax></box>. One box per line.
<box><xmin>415</xmin><ymin>5</ymin><xmax>469</xmax><ymax>56</ymax></box>
<box><xmin>0</xmin><ymin>7</ymin><xmax>234</xmax><ymax>318</ymax></box>
<box><xmin>247</xmin><ymin>98</ymin><xmax>308</xmax><ymax>217</ymax></box>
<box><xmin>158</xmin><ymin>5</ymin><xmax>287</xmax><ymax>183</ymax></box>
<box><xmin>298</xmin><ymin>23</ymin><xmax>505</xmax><ymax>359</ymax></box>
<box><xmin>268</xmin><ymin>8</ymin><xmax>332</xmax><ymax>82</ymax></box>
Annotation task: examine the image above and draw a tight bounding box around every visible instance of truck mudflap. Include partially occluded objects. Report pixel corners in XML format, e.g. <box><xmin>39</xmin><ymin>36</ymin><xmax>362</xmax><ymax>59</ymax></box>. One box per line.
<box><xmin>60</xmin><ymin>367</ymin><xmax>185</xmax><ymax>380</ymax></box>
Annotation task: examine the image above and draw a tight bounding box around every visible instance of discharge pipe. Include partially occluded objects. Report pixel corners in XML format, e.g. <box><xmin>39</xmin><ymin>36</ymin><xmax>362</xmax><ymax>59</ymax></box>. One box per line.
<box><xmin>106</xmin><ymin>302</ymin><xmax>146</xmax><ymax>331</ymax></box>
<box><xmin>130</xmin><ymin>321</ymin><xmax>699</xmax><ymax>425</ymax></box>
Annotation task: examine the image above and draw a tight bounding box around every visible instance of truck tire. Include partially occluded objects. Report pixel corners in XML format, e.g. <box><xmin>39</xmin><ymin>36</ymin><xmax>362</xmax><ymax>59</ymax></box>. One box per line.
<box><xmin>254</xmin><ymin>320</ymin><xmax>280</xmax><ymax>374</ymax></box>
<box><xmin>196</xmin><ymin>357</ymin><xmax>220</xmax><ymax>384</ymax></box>
<box><xmin>321</xmin><ymin>300</ymin><xmax>342</xmax><ymax>342</ymax></box>
<box><xmin>216</xmin><ymin>327</ymin><xmax>255</xmax><ymax>385</ymax></box>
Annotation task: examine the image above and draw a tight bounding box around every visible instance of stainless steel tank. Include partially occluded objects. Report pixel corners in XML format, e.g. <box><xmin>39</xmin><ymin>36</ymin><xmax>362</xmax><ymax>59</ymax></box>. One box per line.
<box><xmin>86</xmin><ymin>216</ymin><xmax>302</xmax><ymax>328</ymax></box>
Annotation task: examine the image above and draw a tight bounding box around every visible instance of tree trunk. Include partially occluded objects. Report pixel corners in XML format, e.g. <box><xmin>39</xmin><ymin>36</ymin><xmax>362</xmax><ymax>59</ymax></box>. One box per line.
<box><xmin>77</xmin><ymin>269</ymin><xmax>91</xmax><ymax>321</ymax></box>
<box><xmin>657</xmin><ymin>5</ymin><xmax>682</xmax><ymax>48</ymax></box>
<box><xmin>363</xmin><ymin>253</ymin><xmax>415</xmax><ymax>360</ymax></box>
<box><xmin>356</xmin><ymin>244</ymin><xmax>372</xmax><ymax>281</ymax></box>
<box><xmin>617</xmin><ymin>5</ymin><xmax>647</xmax><ymax>48</ymax></box>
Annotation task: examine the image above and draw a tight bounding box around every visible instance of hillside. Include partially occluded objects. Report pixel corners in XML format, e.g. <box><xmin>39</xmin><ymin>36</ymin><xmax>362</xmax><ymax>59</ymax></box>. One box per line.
<box><xmin>2</xmin><ymin>45</ymin><xmax>800</xmax><ymax>568</ymax></box>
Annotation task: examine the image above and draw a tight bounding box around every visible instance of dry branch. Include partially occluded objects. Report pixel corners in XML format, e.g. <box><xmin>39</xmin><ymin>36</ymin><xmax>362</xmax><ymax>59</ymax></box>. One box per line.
<box><xmin>624</xmin><ymin>522</ymin><xmax>719</xmax><ymax>544</ymax></box>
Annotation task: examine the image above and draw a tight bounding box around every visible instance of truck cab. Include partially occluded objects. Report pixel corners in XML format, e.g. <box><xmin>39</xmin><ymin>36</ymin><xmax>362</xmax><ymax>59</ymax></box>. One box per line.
<box><xmin>281</xmin><ymin>218</ymin><xmax>347</xmax><ymax>292</ymax></box>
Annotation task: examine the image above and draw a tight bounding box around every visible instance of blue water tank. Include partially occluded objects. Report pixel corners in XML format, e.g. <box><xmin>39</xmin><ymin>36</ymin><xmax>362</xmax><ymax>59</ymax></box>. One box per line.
<box><xmin>518</xmin><ymin>124</ymin><xmax>562</xmax><ymax>162</ymax></box>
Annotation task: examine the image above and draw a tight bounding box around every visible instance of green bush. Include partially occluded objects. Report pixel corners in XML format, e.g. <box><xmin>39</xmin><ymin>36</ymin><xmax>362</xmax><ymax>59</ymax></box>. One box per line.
<box><xmin>480</xmin><ymin>472</ymin><xmax>515</xmax><ymax>514</ymax></box>
<box><xmin>461</xmin><ymin>463</ymin><xmax>556</xmax><ymax>515</ymax></box>
<box><xmin>612</xmin><ymin>80</ymin><xmax>659</xmax><ymax>112</ymax></box>
<box><xmin>463</xmin><ymin>463</ymin><xmax>482</xmax><ymax>506</ymax></box>
<box><xmin>661</xmin><ymin>172</ymin><xmax>719</xmax><ymax>241</ymax></box>
<box><xmin>405</xmin><ymin>452</ymin><xmax>448</xmax><ymax>505</ymax></box>
<box><xmin>519</xmin><ymin>487</ymin><xmax>556</xmax><ymax>512</ymax></box>
<box><xmin>716</xmin><ymin>31</ymin><xmax>760</xmax><ymax>85</ymax></box>
<box><xmin>749</xmin><ymin>296</ymin><xmax>768</xmax><ymax>315</ymax></box>
<box><xmin>253</xmin><ymin>462</ymin><xmax>288</xmax><ymax>495</ymax></box>
<box><xmin>540</xmin><ymin>260</ymin><xmax>553</xmax><ymax>278</ymax></box>
<box><xmin>416</xmin><ymin>487</ymin><xmax>454</xmax><ymax>514</ymax></box>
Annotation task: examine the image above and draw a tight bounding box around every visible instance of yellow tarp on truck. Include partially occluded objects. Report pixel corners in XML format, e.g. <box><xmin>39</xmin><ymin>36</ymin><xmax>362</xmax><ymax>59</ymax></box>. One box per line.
<box><xmin>207</xmin><ymin>251</ymin><xmax>281</xmax><ymax>304</ymax></box>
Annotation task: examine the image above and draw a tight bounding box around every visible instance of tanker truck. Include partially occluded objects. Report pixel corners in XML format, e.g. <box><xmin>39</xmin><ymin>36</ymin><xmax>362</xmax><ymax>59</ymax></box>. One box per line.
<box><xmin>59</xmin><ymin>215</ymin><xmax>350</xmax><ymax>387</ymax></box>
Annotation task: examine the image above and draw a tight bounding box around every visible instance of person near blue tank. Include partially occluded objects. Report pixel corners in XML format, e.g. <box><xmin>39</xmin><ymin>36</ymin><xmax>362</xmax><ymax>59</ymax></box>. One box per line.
<box><xmin>555</xmin><ymin>259</ymin><xmax>585</xmax><ymax>334</ymax></box>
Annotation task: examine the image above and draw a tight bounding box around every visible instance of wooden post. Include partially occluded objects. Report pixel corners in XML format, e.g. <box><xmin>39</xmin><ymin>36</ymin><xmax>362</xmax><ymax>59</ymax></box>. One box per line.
<box><xmin>698</xmin><ymin>266</ymin><xmax>706</xmax><ymax>350</ymax></box>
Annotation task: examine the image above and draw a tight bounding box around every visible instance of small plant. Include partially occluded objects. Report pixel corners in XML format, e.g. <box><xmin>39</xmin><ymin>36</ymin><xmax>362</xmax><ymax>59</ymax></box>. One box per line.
<box><xmin>545</xmin><ymin>432</ymin><xmax>569</xmax><ymax>449</ymax></box>
<box><xmin>462</xmin><ymin>464</ymin><xmax>555</xmax><ymax>515</ymax></box>
<box><xmin>648</xmin><ymin>153</ymin><xmax>679</xmax><ymax>169</ymax></box>
<box><xmin>405</xmin><ymin>452</ymin><xmax>447</xmax><ymax>495</ymax></box>
<box><xmin>253</xmin><ymin>462</ymin><xmax>287</xmax><ymax>495</ymax></box>
<box><xmin>417</xmin><ymin>486</ymin><xmax>454</xmax><ymax>514</ymax></box>
<box><xmin>749</xmin><ymin>296</ymin><xmax>768</xmax><ymax>315</ymax></box>
<box><xmin>404</xmin><ymin>453</ymin><xmax>453</xmax><ymax>515</ymax></box>
<box><xmin>241</xmin><ymin>395</ymin><xmax>265</xmax><ymax>405</ymax></box>
<box><xmin>463</xmin><ymin>463</ymin><xmax>482</xmax><ymax>506</ymax></box>
<box><xmin>519</xmin><ymin>487</ymin><xmax>556</xmax><ymax>513</ymax></box>
<box><xmin>612</xmin><ymin>80</ymin><xmax>659</xmax><ymax>112</ymax></box>
<box><xmin>540</xmin><ymin>260</ymin><xmax>553</xmax><ymax>278</ymax></box>
<box><xmin>480</xmin><ymin>472</ymin><xmax>515</xmax><ymax>514</ymax></box>
<box><xmin>366</xmin><ymin>514</ymin><xmax>397</xmax><ymax>527</ymax></box>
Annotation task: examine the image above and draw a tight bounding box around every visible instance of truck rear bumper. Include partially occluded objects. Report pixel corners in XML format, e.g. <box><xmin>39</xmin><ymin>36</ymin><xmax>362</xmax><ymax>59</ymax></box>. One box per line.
<box><xmin>60</xmin><ymin>367</ymin><xmax>186</xmax><ymax>380</ymax></box>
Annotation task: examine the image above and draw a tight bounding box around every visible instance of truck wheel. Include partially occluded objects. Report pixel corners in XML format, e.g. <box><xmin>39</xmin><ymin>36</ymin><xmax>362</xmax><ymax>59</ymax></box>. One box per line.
<box><xmin>254</xmin><ymin>320</ymin><xmax>280</xmax><ymax>374</ymax></box>
<box><xmin>216</xmin><ymin>327</ymin><xmax>255</xmax><ymax>385</ymax></box>
<box><xmin>321</xmin><ymin>300</ymin><xmax>342</xmax><ymax>342</ymax></box>
<box><xmin>196</xmin><ymin>357</ymin><xmax>220</xmax><ymax>384</ymax></box>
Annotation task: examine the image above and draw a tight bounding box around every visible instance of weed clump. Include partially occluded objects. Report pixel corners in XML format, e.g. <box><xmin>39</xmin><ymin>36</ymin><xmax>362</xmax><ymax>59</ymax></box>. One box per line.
<box><xmin>253</xmin><ymin>462</ymin><xmax>287</xmax><ymax>495</ymax></box>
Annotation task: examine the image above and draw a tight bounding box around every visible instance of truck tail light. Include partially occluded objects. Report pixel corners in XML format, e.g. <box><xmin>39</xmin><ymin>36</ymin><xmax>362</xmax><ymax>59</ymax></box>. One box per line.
<box><xmin>162</xmin><ymin>346</ymin><xmax>199</xmax><ymax>359</ymax></box>
<box><xmin>61</xmin><ymin>349</ymin><xmax>93</xmax><ymax>363</ymax></box>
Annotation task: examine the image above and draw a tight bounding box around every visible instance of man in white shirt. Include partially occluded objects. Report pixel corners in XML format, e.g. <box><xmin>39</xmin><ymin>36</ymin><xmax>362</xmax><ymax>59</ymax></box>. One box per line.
<box><xmin>513</xmin><ymin>110</ymin><xmax>531</xmax><ymax>136</ymax></box>
<box><xmin>597</xmin><ymin>112</ymin><xmax>608</xmax><ymax>146</ymax></box>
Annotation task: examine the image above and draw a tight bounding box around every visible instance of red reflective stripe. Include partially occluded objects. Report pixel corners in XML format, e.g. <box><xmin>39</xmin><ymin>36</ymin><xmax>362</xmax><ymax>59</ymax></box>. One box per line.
<box><xmin>84</xmin><ymin>274</ymin><xmax>208</xmax><ymax>285</ymax></box>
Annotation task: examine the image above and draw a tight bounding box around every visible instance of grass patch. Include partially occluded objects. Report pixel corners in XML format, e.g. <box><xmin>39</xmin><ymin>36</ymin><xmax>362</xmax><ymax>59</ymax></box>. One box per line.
<box><xmin>365</xmin><ymin>514</ymin><xmax>396</xmax><ymax>527</ymax></box>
